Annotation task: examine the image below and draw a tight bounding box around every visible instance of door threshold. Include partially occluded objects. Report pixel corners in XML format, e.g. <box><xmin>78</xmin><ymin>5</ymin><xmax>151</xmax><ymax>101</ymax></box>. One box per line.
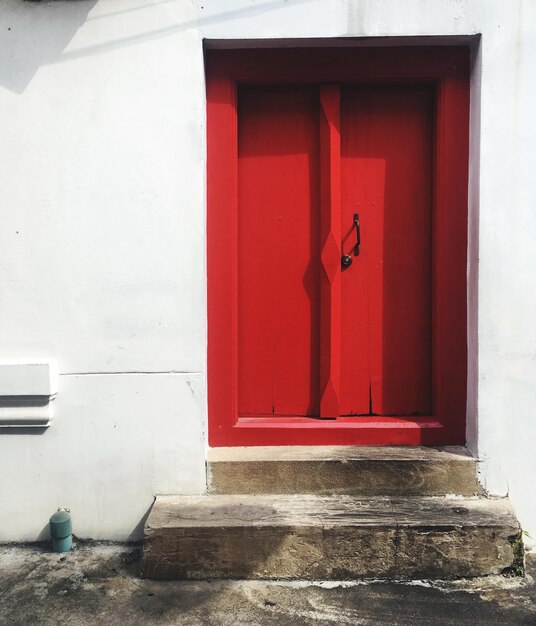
<box><xmin>207</xmin><ymin>444</ymin><xmax>474</xmax><ymax>460</ymax></box>
<box><xmin>211</xmin><ymin>416</ymin><xmax>453</xmax><ymax>447</ymax></box>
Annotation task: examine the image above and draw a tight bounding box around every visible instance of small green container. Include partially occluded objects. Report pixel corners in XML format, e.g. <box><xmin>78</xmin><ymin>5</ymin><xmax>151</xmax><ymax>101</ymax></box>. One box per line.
<box><xmin>49</xmin><ymin>509</ymin><xmax>72</xmax><ymax>553</ymax></box>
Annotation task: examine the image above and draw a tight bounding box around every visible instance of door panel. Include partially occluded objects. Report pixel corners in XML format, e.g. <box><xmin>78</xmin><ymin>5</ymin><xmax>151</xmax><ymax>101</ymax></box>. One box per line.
<box><xmin>239</xmin><ymin>84</ymin><xmax>434</xmax><ymax>418</ymax></box>
<box><xmin>238</xmin><ymin>86</ymin><xmax>321</xmax><ymax>417</ymax></box>
<box><xmin>341</xmin><ymin>86</ymin><xmax>433</xmax><ymax>416</ymax></box>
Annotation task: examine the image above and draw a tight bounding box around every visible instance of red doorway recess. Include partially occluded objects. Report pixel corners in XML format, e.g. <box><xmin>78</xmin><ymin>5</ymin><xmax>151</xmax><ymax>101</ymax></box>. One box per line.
<box><xmin>206</xmin><ymin>47</ymin><xmax>469</xmax><ymax>447</ymax></box>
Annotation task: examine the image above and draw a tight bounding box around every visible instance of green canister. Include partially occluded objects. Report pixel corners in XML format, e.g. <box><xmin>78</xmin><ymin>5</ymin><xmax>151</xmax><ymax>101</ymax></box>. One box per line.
<box><xmin>49</xmin><ymin>509</ymin><xmax>72</xmax><ymax>553</ymax></box>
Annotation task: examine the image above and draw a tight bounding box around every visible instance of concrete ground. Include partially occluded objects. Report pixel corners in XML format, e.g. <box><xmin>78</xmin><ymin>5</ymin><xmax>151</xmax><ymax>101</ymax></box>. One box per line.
<box><xmin>0</xmin><ymin>543</ymin><xmax>535</xmax><ymax>625</ymax></box>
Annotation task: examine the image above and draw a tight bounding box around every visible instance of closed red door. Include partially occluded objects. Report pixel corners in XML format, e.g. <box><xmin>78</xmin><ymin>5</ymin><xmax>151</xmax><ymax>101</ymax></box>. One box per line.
<box><xmin>238</xmin><ymin>83</ymin><xmax>433</xmax><ymax>420</ymax></box>
<box><xmin>207</xmin><ymin>48</ymin><xmax>469</xmax><ymax>446</ymax></box>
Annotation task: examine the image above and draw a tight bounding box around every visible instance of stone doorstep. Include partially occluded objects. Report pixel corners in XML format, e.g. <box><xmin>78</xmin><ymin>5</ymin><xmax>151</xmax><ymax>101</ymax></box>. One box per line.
<box><xmin>143</xmin><ymin>494</ymin><xmax>521</xmax><ymax>581</ymax></box>
<box><xmin>207</xmin><ymin>446</ymin><xmax>481</xmax><ymax>496</ymax></box>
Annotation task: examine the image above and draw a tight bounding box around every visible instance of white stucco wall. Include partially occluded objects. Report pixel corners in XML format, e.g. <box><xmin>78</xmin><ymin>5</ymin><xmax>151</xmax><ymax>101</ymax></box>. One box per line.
<box><xmin>0</xmin><ymin>0</ymin><xmax>535</xmax><ymax>541</ymax></box>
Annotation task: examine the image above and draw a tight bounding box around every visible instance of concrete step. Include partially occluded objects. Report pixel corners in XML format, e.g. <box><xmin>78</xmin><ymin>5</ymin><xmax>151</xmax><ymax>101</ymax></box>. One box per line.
<box><xmin>142</xmin><ymin>494</ymin><xmax>521</xmax><ymax>580</ymax></box>
<box><xmin>207</xmin><ymin>446</ymin><xmax>481</xmax><ymax>496</ymax></box>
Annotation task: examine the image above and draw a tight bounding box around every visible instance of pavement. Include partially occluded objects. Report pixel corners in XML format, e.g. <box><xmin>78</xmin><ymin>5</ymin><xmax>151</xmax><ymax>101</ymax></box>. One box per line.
<box><xmin>0</xmin><ymin>542</ymin><xmax>535</xmax><ymax>625</ymax></box>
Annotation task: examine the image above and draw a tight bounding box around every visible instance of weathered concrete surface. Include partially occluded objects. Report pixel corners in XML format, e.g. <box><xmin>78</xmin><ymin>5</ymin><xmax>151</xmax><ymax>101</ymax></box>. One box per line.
<box><xmin>143</xmin><ymin>495</ymin><xmax>519</xmax><ymax>580</ymax></box>
<box><xmin>207</xmin><ymin>446</ymin><xmax>481</xmax><ymax>496</ymax></box>
<box><xmin>0</xmin><ymin>543</ymin><xmax>535</xmax><ymax>625</ymax></box>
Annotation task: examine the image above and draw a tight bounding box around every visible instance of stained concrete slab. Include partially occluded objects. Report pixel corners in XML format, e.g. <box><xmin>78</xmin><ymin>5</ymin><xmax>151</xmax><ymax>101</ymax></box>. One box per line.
<box><xmin>207</xmin><ymin>446</ymin><xmax>480</xmax><ymax>496</ymax></box>
<box><xmin>1</xmin><ymin>542</ymin><xmax>535</xmax><ymax>625</ymax></box>
<box><xmin>143</xmin><ymin>495</ymin><xmax>519</xmax><ymax>579</ymax></box>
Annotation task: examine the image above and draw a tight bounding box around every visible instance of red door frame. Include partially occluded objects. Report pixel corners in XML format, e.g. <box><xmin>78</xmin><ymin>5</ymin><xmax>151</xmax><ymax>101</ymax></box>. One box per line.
<box><xmin>206</xmin><ymin>46</ymin><xmax>469</xmax><ymax>447</ymax></box>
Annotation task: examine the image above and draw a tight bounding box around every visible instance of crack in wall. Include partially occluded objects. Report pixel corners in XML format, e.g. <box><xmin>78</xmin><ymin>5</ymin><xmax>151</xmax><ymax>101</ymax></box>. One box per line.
<box><xmin>61</xmin><ymin>371</ymin><xmax>203</xmax><ymax>376</ymax></box>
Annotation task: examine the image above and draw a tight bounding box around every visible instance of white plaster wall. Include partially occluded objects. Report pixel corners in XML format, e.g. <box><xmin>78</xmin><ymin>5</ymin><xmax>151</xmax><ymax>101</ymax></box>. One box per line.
<box><xmin>0</xmin><ymin>373</ymin><xmax>205</xmax><ymax>541</ymax></box>
<box><xmin>0</xmin><ymin>0</ymin><xmax>205</xmax><ymax>374</ymax></box>
<box><xmin>0</xmin><ymin>0</ymin><xmax>535</xmax><ymax>540</ymax></box>
<box><xmin>0</xmin><ymin>0</ymin><xmax>208</xmax><ymax>540</ymax></box>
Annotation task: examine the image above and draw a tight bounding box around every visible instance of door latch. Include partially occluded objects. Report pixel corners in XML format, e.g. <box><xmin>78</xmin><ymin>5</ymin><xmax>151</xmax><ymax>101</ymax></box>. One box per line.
<box><xmin>341</xmin><ymin>213</ymin><xmax>360</xmax><ymax>269</ymax></box>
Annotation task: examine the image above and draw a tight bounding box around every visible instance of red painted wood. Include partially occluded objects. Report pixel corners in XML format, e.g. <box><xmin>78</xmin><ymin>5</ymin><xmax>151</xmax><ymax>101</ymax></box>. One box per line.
<box><xmin>341</xmin><ymin>86</ymin><xmax>433</xmax><ymax>416</ymax></box>
<box><xmin>206</xmin><ymin>47</ymin><xmax>469</xmax><ymax>87</ymax></box>
<box><xmin>224</xmin><ymin>417</ymin><xmax>445</xmax><ymax>447</ymax></box>
<box><xmin>432</xmin><ymin>75</ymin><xmax>470</xmax><ymax>443</ymax></box>
<box><xmin>339</xmin><ymin>93</ymin><xmax>370</xmax><ymax>417</ymax></box>
<box><xmin>206</xmin><ymin>46</ymin><xmax>469</xmax><ymax>447</ymax></box>
<box><xmin>206</xmin><ymin>75</ymin><xmax>238</xmax><ymax>442</ymax></box>
<box><xmin>237</xmin><ymin>86</ymin><xmax>320</xmax><ymax>417</ymax></box>
<box><xmin>319</xmin><ymin>85</ymin><xmax>342</xmax><ymax>418</ymax></box>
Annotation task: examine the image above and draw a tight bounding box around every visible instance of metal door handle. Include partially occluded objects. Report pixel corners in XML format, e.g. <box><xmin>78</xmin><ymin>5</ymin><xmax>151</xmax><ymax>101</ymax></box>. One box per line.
<box><xmin>353</xmin><ymin>213</ymin><xmax>360</xmax><ymax>256</ymax></box>
<box><xmin>341</xmin><ymin>254</ymin><xmax>352</xmax><ymax>268</ymax></box>
<box><xmin>341</xmin><ymin>213</ymin><xmax>360</xmax><ymax>269</ymax></box>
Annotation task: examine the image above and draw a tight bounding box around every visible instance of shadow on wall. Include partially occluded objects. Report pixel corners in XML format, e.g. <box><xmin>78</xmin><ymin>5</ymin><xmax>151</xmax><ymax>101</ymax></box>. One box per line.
<box><xmin>1</xmin><ymin>0</ymin><xmax>318</xmax><ymax>93</ymax></box>
<box><xmin>0</xmin><ymin>0</ymin><xmax>98</xmax><ymax>93</ymax></box>
<box><xmin>128</xmin><ymin>500</ymin><xmax>154</xmax><ymax>542</ymax></box>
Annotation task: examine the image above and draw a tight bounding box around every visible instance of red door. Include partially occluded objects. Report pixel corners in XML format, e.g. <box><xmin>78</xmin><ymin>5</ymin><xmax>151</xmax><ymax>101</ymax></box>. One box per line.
<box><xmin>207</xmin><ymin>47</ymin><xmax>469</xmax><ymax>447</ymax></box>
